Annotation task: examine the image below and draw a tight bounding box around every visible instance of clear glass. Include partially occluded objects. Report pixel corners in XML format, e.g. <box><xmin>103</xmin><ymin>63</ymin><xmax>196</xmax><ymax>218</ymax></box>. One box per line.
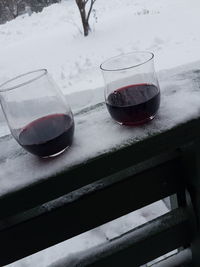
<box><xmin>0</xmin><ymin>69</ymin><xmax>74</xmax><ymax>157</ymax></box>
<box><xmin>100</xmin><ymin>51</ymin><xmax>160</xmax><ymax>126</ymax></box>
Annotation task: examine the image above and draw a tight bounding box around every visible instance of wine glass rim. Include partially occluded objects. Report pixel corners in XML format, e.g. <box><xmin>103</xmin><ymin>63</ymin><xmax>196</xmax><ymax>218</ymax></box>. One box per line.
<box><xmin>0</xmin><ymin>69</ymin><xmax>47</xmax><ymax>92</ymax></box>
<box><xmin>100</xmin><ymin>51</ymin><xmax>154</xmax><ymax>72</ymax></box>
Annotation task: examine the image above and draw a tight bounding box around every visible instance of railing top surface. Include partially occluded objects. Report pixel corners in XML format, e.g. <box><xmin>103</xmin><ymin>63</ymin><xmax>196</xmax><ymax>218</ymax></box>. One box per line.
<box><xmin>0</xmin><ymin>62</ymin><xmax>200</xmax><ymax>198</ymax></box>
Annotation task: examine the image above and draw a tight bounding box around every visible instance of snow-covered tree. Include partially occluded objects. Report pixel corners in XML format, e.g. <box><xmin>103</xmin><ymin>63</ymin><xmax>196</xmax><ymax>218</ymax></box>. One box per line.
<box><xmin>75</xmin><ymin>0</ymin><xmax>96</xmax><ymax>36</ymax></box>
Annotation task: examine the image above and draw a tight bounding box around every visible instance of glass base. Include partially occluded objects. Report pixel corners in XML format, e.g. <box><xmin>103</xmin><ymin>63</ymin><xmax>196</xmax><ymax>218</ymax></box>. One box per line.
<box><xmin>117</xmin><ymin>114</ymin><xmax>156</xmax><ymax>126</ymax></box>
<box><xmin>42</xmin><ymin>146</ymin><xmax>69</xmax><ymax>158</ymax></box>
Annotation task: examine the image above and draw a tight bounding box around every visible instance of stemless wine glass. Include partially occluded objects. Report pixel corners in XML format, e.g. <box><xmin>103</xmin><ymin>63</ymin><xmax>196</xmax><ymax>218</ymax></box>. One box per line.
<box><xmin>0</xmin><ymin>69</ymin><xmax>74</xmax><ymax>158</ymax></box>
<box><xmin>100</xmin><ymin>51</ymin><xmax>160</xmax><ymax>126</ymax></box>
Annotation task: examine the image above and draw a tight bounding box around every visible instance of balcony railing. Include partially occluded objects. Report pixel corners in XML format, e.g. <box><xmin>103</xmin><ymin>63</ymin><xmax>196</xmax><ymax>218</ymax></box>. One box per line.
<box><xmin>0</xmin><ymin>65</ymin><xmax>200</xmax><ymax>266</ymax></box>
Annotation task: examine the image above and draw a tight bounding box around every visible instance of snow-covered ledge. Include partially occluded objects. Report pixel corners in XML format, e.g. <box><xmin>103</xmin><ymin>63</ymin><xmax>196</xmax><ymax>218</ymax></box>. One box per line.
<box><xmin>0</xmin><ymin>62</ymin><xmax>200</xmax><ymax>206</ymax></box>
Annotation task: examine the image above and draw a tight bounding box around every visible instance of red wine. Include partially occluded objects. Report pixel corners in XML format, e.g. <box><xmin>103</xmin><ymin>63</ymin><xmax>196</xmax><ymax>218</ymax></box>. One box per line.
<box><xmin>19</xmin><ymin>113</ymin><xmax>74</xmax><ymax>157</ymax></box>
<box><xmin>106</xmin><ymin>83</ymin><xmax>160</xmax><ymax>125</ymax></box>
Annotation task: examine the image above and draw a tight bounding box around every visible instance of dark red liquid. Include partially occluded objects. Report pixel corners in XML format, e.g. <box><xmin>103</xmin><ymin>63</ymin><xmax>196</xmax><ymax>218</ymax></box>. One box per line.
<box><xmin>19</xmin><ymin>113</ymin><xmax>74</xmax><ymax>157</ymax></box>
<box><xmin>106</xmin><ymin>83</ymin><xmax>160</xmax><ymax>125</ymax></box>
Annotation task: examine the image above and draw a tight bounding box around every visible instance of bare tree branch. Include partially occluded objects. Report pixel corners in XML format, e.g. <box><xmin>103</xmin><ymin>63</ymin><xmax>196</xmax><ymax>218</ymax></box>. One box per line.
<box><xmin>86</xmin><ymin>0</ymin><xmax>96</xmax><ymax>22</ymax></box>
<box><xmin>75</xmin><ymin>0</ymin><xmax>97</xmax><ymax>36</ymax></box>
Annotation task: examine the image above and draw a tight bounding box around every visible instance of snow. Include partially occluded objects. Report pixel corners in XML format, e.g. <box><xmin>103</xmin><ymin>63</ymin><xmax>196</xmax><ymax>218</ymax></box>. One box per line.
<box><xmin>0</xmin><ymin>0</ymin><xmax>200</xmax><ymax>265</ymax></box>
<box><xmin>0</xmin><ymin>0</ymin><xmax>200</xmax><ymax>96</ymax></box>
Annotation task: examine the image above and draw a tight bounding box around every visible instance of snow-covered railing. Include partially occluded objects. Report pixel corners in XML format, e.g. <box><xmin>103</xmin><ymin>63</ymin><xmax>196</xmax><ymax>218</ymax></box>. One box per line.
<box><xmin>0</xmin><ymin>63</ymin><xmax>200</xmax><ymax>266</ymax></box>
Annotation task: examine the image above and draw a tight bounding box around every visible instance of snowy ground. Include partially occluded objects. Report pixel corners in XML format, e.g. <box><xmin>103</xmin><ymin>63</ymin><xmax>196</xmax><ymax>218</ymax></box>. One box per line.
<box><xmin>0</xmin><ymin>0</ymin><xmax>200</xmax><ymax>95</ymax></box>
<box><xmin>0</xmin><ymin>0</ymin><xmax>199</xmax><ymax>266</ymax></box>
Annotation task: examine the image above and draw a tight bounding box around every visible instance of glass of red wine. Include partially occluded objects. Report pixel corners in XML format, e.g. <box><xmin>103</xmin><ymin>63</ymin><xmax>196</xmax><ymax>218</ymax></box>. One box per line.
<box><xmin>100</xmin><ymin>51</ymin><xmax>160</xmax><ymax>126</ymax></box>
<box><xmin>0</xmin><ymin>69</ymin><xmax>74</xmax><ymax>157</ymax></box>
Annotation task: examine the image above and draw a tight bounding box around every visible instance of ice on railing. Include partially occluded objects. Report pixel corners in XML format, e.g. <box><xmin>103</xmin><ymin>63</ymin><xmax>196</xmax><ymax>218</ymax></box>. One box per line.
<box><xmin>1</xmin><ymin>64</ymin><xmax>200</xmax><ymax>196</ymax></box>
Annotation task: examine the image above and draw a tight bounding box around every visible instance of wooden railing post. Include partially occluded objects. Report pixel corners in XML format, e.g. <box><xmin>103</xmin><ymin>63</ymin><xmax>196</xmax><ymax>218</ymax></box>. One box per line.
<box><xmin>180</xmin><ymin>141</ymin><xmax>200</xmax><ymax>266</ymax></box>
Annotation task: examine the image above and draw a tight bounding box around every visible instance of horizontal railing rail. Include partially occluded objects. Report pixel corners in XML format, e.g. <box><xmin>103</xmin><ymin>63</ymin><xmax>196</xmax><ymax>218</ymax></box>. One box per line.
<box><xmin>1</xmin><ymin>117</ymin><xmax>200</xmax><ymax>220</ymax></box>
<box><xmin>47</xmin><ymin>208</ymin><xmax>192</xmax><ymax>267</ymax></box>
<box><xmin>0</xmin><ymin>141</ymin><xmax>197</xmax><ymax>265</ymax></box>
